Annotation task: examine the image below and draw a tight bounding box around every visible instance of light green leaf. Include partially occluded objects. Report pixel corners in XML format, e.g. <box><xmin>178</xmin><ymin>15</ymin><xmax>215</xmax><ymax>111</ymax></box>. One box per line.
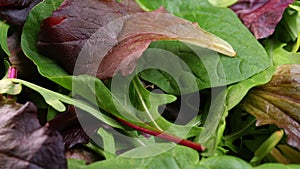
<box><xmin>98</xmin><ymin>128</ymin><xmax>116</xmax><ymax>160</ymax></box>
<box><xmin>0</xmin><ymin>79</ymin><xmax>22</xmax><ymax>95</ymax></box>
<box><xmin>198</xmin><ymin>156</ymin><xmax>251</xmax><ymax>169</ymax></box>
<box><xmin>255</xmin><ymin>164</ymin><xmax>300</xmax><ymax>169</ymax></box>
<box><xmin>0</xmin><ymin>78</ymin><xmax>123</xmax><ymax>129</ymax></box>
<box><xmin>137</xmin><ymin>0</ymin><xmax>271</xmax><ymax>94</ymax></box>
<box><xmin>67</xmin><ymin>158</ymin><xmax>86</xmax><ymax>169</ymax></box>
<box><xmin>250</xmin><ymin>130</ymin><xmax>284</xmax><ymax>166</ymax></box>
<box><xmin>265</xmin><ymin>40</ymin><xmax>300</xmax><ymax>67</ymax></box>
<box><xmin>208</xmin><ymin>0</ymin><xmax>238</xmax><ymax>7</ymax></box>
<box><xmin>0</xmin><ymin>21</ymin><xmax>10</xmax><ymax>56</ymax></box>
<box><xmin>226</xmin><ymin>67</ymin><xmax>276</xmax><ymax>110</ymax></box>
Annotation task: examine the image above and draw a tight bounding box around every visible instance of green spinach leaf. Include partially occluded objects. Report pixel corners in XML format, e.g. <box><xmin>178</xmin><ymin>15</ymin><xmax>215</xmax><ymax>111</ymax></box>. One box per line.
<box><xmin>137</xmin><ymin>0</ymin><xmax>271</xmax><ymax>94</ymax></box>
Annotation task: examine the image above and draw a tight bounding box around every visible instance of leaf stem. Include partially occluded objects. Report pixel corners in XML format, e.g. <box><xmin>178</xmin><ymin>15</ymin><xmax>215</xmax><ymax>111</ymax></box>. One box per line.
<box><xmin>115</xmin><ymin>117</ymin><xmax>206</xmax><ymax>152</ymax></box>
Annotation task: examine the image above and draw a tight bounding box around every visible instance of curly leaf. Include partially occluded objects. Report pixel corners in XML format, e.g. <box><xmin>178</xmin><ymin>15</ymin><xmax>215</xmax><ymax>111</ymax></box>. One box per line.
<box><xmin>241</xmin><ymin>64</ymin><xmax>300</xmax><ymax>150</ymax></box>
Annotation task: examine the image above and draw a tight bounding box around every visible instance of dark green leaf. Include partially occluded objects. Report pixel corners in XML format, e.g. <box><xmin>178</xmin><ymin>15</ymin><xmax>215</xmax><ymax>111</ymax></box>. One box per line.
<box><xmin>195</xmin><ymin>88</ymin><xmax>228</xmax><ymax>156</ymax></box>
<box><xmin>137</xmin><ymin>0</ymin><xmax>271</xmax><ymax>94</ymax></box>
<box><xmin>0</xmin><ymin>20</ymin><xmax>10</xmax><ymax>56</ymax></box>
<box><xmin>79</xmin><ymin>144</ymin><xmax>199</xmax><ymax>169</ymax></box>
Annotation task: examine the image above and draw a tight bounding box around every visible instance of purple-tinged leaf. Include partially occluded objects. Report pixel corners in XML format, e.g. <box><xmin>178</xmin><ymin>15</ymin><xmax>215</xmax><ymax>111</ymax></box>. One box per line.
<box><xmin>7</xmin><ymin>31</ymin><xmax>40</xmax><ymax>80</ymax></box>
<box><xmin>0</xmin><ymin>0</ymin><xmax>33</xmax><ymax>7</ymax></box>
<box><xmin>0</xmin><ymin>0</ymin><xmax>42</xmax><ymax>25</ymax></box>
<box><xmin>0</xmin><ymin>95</ymin><xmax>66</xmax><ymax>169</ymax></box>
<box><xmin>231</xmin><ymin>0</ymin><xmax>294</xmax><ymax>39</ymax></box>
<box><xmin>37</xmin><ymin>0</ymin><xmax>235</xmax><ymax>79</ymax></box>
<box><xmin>241</xmin><ymin>64</ymin><xmax>300</xmax><ymax>150</ymax></box>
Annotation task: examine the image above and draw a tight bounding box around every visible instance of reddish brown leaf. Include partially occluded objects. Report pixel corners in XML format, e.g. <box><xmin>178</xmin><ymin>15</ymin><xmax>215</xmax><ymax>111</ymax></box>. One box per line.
<box><xmin>0</xmin><ymin>96</ymin><xmax>66</xmax><ymax>169</ymax></box>
<box><xmin>231</xmin><ymin>0</ymin><xmax>294</xmax><ymax>39</ymax></box>
<box><xmin>241</xmin><ymin>64</ymin><xmax>300</xmax><ymax>150</ymax></box>
<box><xmin>38</xmin><ymin>0</ymin><xmax>235</xmax><ymax>79</ymax></box>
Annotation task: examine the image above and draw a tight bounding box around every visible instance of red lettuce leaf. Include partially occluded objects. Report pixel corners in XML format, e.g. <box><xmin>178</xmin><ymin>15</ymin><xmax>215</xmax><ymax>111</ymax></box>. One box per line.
<box><xmin>231</xmin><ymin>0</ymin><xmax>294</xmax><ymax>39</ymax></box>
<box><xmin>241</xmin><ymin>64</ymin><xmax>300</xmax><ymax>150</ymax></box>
<box><xmin>37</xmin><ymin>0</ymin><xmax>235</xmax><ymax>79</ymax></box>
<box><xmin>0</xmin><ymin>0</ymin><xmax>42</xmax><ymax>25</ymax></box>
<box><xmin>0</xmin><ymin>95</ymin><xmax>66</xmax><ymax>169</ymax></box>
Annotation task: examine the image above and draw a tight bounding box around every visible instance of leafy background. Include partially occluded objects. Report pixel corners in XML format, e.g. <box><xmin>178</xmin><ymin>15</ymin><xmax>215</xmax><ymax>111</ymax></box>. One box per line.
<box><xmin>0</xmin><ymin>0</ymin><xmax>299</xmax><ymax>168</ymax></box>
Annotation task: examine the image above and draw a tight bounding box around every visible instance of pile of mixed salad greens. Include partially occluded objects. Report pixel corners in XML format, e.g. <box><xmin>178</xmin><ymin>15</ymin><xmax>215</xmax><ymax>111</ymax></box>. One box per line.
<box><xmin>0</xmin><ymin>0</ymin><xmax>300</xmax><ymax>168</ymax></box>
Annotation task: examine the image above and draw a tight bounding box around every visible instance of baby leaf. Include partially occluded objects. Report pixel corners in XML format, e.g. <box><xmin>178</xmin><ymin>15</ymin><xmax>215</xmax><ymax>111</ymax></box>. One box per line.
<box><xmin>0</xmin><ymin>96</ymin><xmax>66</xmax><ymax>169</ymax></box>
<box><xmin>0</xmin><ymin>0</ymin><xmax>42</xmax><ymax>25</ymax></box>
<box><xmin>37</xmin><ymin>0</ymin><xmax>235</xmax><ymax>79</ymax></box>
<box><xmin>0</xmin><ymin>20</ymin><xmax>10</xmax><ymax>56</ymax></box>
<box><xmin>135</xmin><ymin>0</ymin><xmax>271</xmax><ymax>93</ymax></box>
<box><xmin>241</xmin><ymin>64</ymin><xmax>300</xmax><ymax>150</ymax></box>
<box><xmin>231</xmin><ymin>0</ymin><xmax>294</xmax><ymax>39</ymax></box>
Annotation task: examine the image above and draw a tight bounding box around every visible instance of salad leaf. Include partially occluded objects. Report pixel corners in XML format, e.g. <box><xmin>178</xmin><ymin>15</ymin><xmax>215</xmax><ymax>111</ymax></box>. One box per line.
<box><xmin>276</xmin><ymin>1</ymin><xmax>300</xmax><ymax>42</ymax></box>
<box><xmin>227</xmin><ymin>38</ymin><xmax>300</xmax><ymax>110</ymax></box>
<box><xmin>195</xmin><ymin>88</ymin><xmax>228</xmax><ymax>156</ymax></box>
<box><xmin>250</xmin><ymin>130</ymin><xmax>284</xmax><ymax>166</ymax></box>
<box><xmin>240</xmin><ymin>64</ymin><xmax>300</xmax><ymax>150</ymax></box>
<box><xmin>0</xmin><ymin>78</ymin><xmax>22</xmax><ymax>95</ymax></box>
<box><xmin>136</xmin><ymin>0</ymin><xmax>271</xmax><ymax>93</ymax></box>
<box><xmin>0</xmin><ymin>0</ymin><xmax>42</xmax><ymax>25</ymax></box>
<box><xmin>69</xmin><ymin>144</ymin><xmax>200</xmax><ymax>169</ymax></box>
<box><xmin>0</xmin><ymin>0</ymin><xmax>34</xmax><ymax>7</ymax></box>
<box><xmin>37</xmin><ymin>0</ymin><xmax>235</xmax><ymax>80</ymax></box>
<box><xmin>97</xmin><ymin>128</ymin><xmax>116</xmax><ymax>160</ymax></box>
<box><xmin>67</xmin><ymin>144</ymin><xmax>300</xmax><ymax>169</ymax></box>
<box><xmin>208</xmin><ymin>0</ymin><xmax>238</xmax><ymax>7</ymax></box>
<box><xmin>0</xmin><ymin>20</ymin><xmax>10</xmax><ymax>56</ymax></box>
<box><xmin>0</xmin><ymin>95</ymin><xmax>66</xmax><ymax>169</ymax></box>
<box><xmin>0</xmin><ymin>77</ymin><xmax>123</xmax><ymax>129</ymax></box>
<box><xmin>230</xmin><ymin>0</ymin><xmax>294</xmax><ymax>39</ymax></box>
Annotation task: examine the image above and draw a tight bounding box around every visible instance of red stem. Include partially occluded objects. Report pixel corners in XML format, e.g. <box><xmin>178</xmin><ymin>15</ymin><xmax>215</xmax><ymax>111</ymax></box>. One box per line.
<box><xmin>116</xmin><ymin>117</ymin><xmax>206</xmax><ymax>152</ymax></box>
